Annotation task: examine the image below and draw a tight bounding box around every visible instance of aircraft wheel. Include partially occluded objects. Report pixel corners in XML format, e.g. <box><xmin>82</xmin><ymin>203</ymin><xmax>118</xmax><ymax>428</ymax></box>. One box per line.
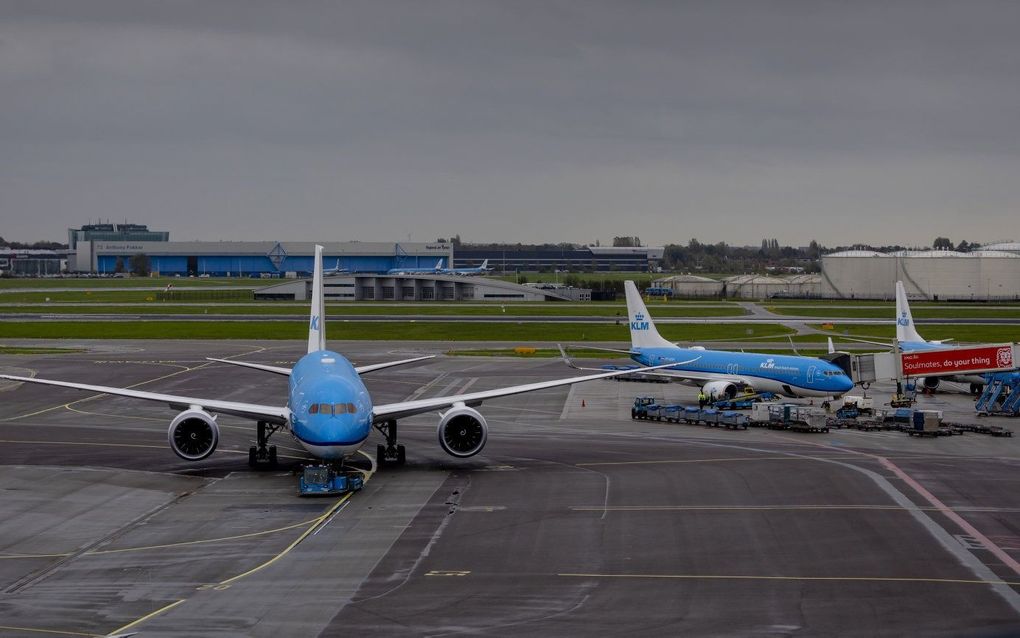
<box><xmin>268</xmin><ymin>445</ymin><xmax>278</xmax><ymax>467</ymax></box>
<box><xmin>397</xmin><ymin>444</ymin><xmax>406</xmax><ymax>466</ymax></box>
<box><xmin>376</xmin><ymin>444</ymin><xmax>386</xmax><ymax>468</ymax></box>
<box><xmin>248</xmin><ymin>446</ymin><xmax>257</xmax><ymax>467</ymax></box>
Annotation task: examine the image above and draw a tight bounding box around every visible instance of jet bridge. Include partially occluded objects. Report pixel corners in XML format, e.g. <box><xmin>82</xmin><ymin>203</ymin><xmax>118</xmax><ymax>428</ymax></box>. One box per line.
<box><xmin>823</xmin><ymin>344</ymin><xmax>1019</xmax><ymax>388</ymax></box>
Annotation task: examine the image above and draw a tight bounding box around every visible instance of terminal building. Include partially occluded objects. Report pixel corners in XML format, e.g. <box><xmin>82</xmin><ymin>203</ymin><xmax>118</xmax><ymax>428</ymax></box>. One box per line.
<box><xmin>255</xmin><ymin>273</ymin><xmax>580</xmax><ymax>302</ymax></box>
<box><xmin>67</xmin><ymin>223</ymin><xmax>169</xmax><ymax>250</ymax></box>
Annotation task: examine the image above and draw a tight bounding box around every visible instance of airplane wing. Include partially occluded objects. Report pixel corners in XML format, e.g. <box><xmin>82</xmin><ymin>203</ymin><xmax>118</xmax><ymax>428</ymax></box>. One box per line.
<box><xmin>207</xmin><ymin>358</ymin><xmax>291</xmax><ymax>376</ymax></box>
<box><xmin>0</xmin><ymin>374</ymin><xmax>291</xmax><ymax>425</ymax></box>
<box><xmin>206</xmin><ymin>354</ymin><xmax>435</xmax><ymax>376</ymax></box>
<box><xmin>371</xmin><ymin>362</ymin><xmax>680</xmax><ymax>423</ymax></box>
<box><xmin>353</xmin><ymin>355</ymin><xmax>436</xmax><ymax>374</ymax></box>
<box><xmin>556</xmin><ymin>345</ymin><xmax>744</xmax><ymax>385</ymax></box>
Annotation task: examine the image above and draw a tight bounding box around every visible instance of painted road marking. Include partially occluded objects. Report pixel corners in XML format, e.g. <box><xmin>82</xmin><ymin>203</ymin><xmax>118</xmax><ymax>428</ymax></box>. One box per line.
<box><xmin>558</xmin><ymin>572</ymin><xmax>1020</xmax><ymax>586</ymax></box>
<box><xmin>426</xmin><ymin>570</ymin><xmax>471</xmax><ymax>577</ymax></box>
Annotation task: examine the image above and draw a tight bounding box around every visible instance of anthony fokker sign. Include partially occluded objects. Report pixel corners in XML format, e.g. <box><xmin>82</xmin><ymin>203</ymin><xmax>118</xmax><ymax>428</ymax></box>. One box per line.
<box><xmin>901</xmin><ymin>345</ymin><xmax>1015</xmax><ymax>377</ymax></box>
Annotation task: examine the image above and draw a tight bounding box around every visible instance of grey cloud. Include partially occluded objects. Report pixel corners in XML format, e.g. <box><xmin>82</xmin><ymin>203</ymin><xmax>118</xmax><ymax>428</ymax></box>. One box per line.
<box><xmin>1</xmin><ymin>1</ymin><xmax>1018</xmax><ymax>245</ymax></box>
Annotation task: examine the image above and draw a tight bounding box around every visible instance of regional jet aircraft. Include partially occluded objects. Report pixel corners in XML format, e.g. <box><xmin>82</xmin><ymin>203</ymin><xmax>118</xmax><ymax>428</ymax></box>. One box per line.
<box><xmin>565</xmin><ymin>281</ymin><xmax>853</xmax><ymax>399</ymax></box>
<box><xmin>0</xmin><ymin>247</ymin><xmax>674</xmax><ymax>467</ymax></box>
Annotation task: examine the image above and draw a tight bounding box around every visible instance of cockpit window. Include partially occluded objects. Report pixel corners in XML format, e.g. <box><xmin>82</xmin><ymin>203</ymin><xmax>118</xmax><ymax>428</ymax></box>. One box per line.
<box><xmin>335</xmin><ymin>403</ymin><xmax>348</xmax><ymax>414</ymax></box>
<box><xmin>309</xmin><ymin>404</ymin><xmax>318</xmax><ymax>414</ymax></box>
<box><xmin>319</xmin><ymin>403</ymin><xmax>333</xmax><ymax>415</ymax></box>
<box><xmin>348</xmin><ymin>402</ymin><xmax>357</xmax><ymax>414</ymax></box>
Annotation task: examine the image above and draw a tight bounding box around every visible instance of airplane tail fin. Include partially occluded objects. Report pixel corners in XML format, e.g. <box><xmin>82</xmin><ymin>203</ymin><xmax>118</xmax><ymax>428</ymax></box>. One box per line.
<box><xmin>307</xmin><ymin>244</ymin><xmax>326</xmax><ymax>354</ymax></box>
<box><xmin>624</xmin><ymin>281</ymin><xmax>675</xmax><ymax>349</ymax></box>
<box><xmin>895</xmin><ymin>281</ymin><xmax>925</xmax><ymax>343</ymax></box>
<box><xmin>480</xmin><ymin>259</ymin><xmax>488</xmax><ymax>270</ymax></box>
<box><xmin>827</xmin><ymin>337</ymin><xmax>835</xmax><ymax>354</ymax></box>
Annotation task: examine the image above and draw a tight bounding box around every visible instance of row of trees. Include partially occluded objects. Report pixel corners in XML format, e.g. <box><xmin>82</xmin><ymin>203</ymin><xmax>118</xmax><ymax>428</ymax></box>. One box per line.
<box><xmin>0</xmin><ymin>236</ymin><xmax>66</xmax><ymax>250</ymax></box>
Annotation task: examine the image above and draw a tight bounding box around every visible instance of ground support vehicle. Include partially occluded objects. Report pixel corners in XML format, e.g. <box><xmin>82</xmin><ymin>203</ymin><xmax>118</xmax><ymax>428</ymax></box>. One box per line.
<box><xmin>719</xmin><ymin>410</ymin><xmax>749</xmax><ymax>430</ymax></box>
<box><xmin>299</xmin><ymin>465</ymin><xmax>365</xmax><ymax>496</ymax></box>
<box><xmin>631</xmin><ymin>397</ymin><xmax>659</xmax><ymax>419</ymax></box>
<box><xmin>948</xmin><ymin>422</ymin><xmax>1013</xmax><ymax>437</ymax></box>
<box><xmin>905</xmin><ymin>410</ymin><xmax>961</xmax><ymax>437</ymax></box>
<box><xmin>753</xmin><ymin>403</ymin><xmax>829</xmax><ymax>433</ymax></box>
<box><xmin>976</xmin><ymin>372</ymin><xmax>1020</xmax><ymax>417</ymax></box>
<box><xmin>712</xmin><ymin>392</ymin><xmax>777</xmax><ymax>410</ymax></box>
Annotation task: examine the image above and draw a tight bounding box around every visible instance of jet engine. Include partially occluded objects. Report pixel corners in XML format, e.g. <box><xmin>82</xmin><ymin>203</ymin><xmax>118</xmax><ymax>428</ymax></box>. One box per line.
<box><xmin>702</xmin><ymin>380</ymin><xmax>738</xmax><ymax>400</ymax></box>
<box><xmin>437</xmin><ymin>406</ymin><xmax>488</xmax><ymax>458</ymax></box>
<box><xmin>920</xmin><ymin>377</ymin><xmax>940</xmax><ymax>391</ymax></box>
<box><xmin>168</xmin><ymin>408</ymin><xmax>219</xmax><ymax>461</ymax></box>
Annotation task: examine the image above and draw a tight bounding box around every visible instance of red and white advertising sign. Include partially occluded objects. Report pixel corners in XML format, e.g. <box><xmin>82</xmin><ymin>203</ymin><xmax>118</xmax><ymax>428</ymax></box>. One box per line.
<box><xmin>901</xmin><ymin>344</ymin><xmax>1016</xmax><ymax>377</ymax></box>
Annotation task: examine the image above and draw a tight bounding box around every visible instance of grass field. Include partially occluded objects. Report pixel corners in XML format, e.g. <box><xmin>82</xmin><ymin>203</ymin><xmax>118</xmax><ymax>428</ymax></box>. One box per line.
<box><xmin>0</xmin><ymin>302</ymin><xmax>745</xmax><ymax>317</ymax></box>
<box><xmin>0</xmin><ymin>277</ymin><xmax>258</xmax><ymax>289</ymax></box>
<box><xmin>0</xmin><ymin>290</ymin><xmax>256</xmax><ymax>303</ymax></box>
<box><xmin>768</xmin><ymin>305</ymin><xmax>1020</xmax><ymax>319</ymax></box>
<box><xmin>812</xmin><ymin>324</ymin><xmax>1020</xmax><ymax>343</ymax></box>
<box><xmin>0</xmin><ymin>321</ymin><xmax>794</xmax><ymax>341</ymax></box>
<box><xmin>0</xmin><ymin>345</ymin><xmax>86</xmax><ymax>354</ymax></box>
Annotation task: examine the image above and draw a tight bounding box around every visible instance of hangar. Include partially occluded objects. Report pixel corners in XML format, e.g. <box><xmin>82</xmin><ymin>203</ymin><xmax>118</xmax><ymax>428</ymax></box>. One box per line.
<box><xmin>821</xmin><ymin>249</ymin><xmax>1020</xmax><ymax>300</ymax></box>
<box><xmin>71</xmin><ymin>241</ymin><xmax>452</xmax><ymax>276</ymax></box>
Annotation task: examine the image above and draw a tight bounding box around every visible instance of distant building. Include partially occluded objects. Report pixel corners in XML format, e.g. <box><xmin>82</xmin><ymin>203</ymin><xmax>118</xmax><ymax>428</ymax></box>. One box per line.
<box><xmin>0</xmin><ymin>248</ymin><xmax>70</xmax><ymax>275</ymax></box>
<box><xmin>652</xmin><ymin>274</ymin><xmax>725</xmax><ymax>298</ymax></box>
<box><xmin>68</xmin><ymin>223</ymin><xmax>169</xmax><ymax>250</ymax></box>
<box><xmin>454</xmin><ymin>245</ymin><xmax>664</xmax><ymax>272</ymax></box>
<box><xmin>821</xmin><ymin>249</ymin><xmax>1020</xmax><ymax>300</ymax></box>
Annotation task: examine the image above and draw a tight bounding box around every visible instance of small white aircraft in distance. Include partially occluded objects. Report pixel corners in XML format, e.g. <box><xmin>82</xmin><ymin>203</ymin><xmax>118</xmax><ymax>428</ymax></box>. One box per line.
<box><xmin>0</xmin><ymin>246</ymin><xmax>676</xmax><ymax>468</ymax></box>
<box><xmin>444</xmin><ymin>259</ymin><xmax>492</xmax><ymax>276</ymax></box>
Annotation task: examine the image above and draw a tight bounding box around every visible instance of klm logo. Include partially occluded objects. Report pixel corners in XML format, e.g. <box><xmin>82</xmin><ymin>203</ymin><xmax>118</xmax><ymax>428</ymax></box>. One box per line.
<box><xmin>896</xmin><ymin>311</ymin><xmax>910</xmax><ymax>327</ymax></box>
<box><xmin>630</xmin><ymin>313</ymin><xmax>649</xmax><ymax>331</ymax></box>
<box><xmin>310</xmin><ymin>315</ymin><xmax>320</xmax><ymax>330</ymax></box>
<box><xmin>760</xmin><ymin>358</ymin><xmax>776</xmax><ymax>369</ymax></box>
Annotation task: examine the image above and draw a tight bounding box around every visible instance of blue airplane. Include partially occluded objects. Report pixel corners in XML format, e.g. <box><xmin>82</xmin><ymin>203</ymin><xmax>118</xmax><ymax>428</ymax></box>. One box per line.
<box><xmin>564</xmin><ymin>281</ymin><xmax>853</xmax><ymax>399</ymax></box>
<box><xmin>386</xmin><ymin>258</ymin><xmax>445</xmax><ymax>275</ymax></box>
<box><xmin>0</xmin><ymin>247</ymin><xmax>674</xmax><ymax>467</ymax></box>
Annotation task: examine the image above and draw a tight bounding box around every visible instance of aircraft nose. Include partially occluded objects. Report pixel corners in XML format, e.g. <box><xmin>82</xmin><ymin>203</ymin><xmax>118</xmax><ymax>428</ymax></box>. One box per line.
<box><xmin>839</xmin><ymin>377</ymin><xmax>854</xmax><ymax>393</ymax></box>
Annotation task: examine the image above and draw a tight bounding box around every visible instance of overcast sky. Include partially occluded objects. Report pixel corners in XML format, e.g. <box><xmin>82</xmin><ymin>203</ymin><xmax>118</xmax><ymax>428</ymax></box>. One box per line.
<box><xmin>1</xmin><ymin>1</ymin><xmax>1018</xmax><ymax>247</ymax></box>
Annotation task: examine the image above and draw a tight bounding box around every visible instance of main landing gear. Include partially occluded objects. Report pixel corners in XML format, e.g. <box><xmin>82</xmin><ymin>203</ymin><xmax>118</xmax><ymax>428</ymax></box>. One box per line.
<box><xmin>249</xmin><ymin>420</ymin><xmax>280</xmax><ymax>468</ymax></box>
<box><xmin>374</xmin><ymin>419</ymin><xmax>406</xmax><ymax>467</ymax></box>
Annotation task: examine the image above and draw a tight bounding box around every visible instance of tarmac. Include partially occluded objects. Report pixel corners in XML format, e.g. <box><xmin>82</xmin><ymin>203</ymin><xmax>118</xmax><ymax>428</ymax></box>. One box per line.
<box><xmin>2</xmin><ymin>340</ymin><xmax>1020</xmax><ymax>636</ymax></box>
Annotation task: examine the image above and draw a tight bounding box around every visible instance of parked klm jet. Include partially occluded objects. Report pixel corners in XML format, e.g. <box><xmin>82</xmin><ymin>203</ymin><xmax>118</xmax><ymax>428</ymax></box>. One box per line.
<box><xmin>444</xmin><ymin>259</ymin><xmax>492</xmax><ymax>276</ymax></box>
<box><xmin>581</xmin><ymin>281</ymin><xmax>853</xmax><ymax>398</ymax></box>
<box><xmin>387</xmin><ymin>258</ymin><xmax>445</xmax><ymax>276</ymax></box>
<box><xmin>893</xmin><ymin>280</ymin><xmax>987</xmax><ymax>393</ymax></box>
<box><xmin>0</xmin><ymin>247</ymin><xmax>674</xmax><ymax>467</ymax></box>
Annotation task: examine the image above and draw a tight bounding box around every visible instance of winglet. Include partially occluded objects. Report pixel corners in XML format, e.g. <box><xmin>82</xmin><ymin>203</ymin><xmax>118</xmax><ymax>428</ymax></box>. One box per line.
<box><xmin>308</xmin><ymin>244</ymin><xmax>326</xmax><ymax>354</ymax></box>
<box><xmin>623</xmin><ymin>281</ymin><xmax>675</xmax><ymax>349</ymax></box>
<box><xmin>895</xmin><ymin>281</ymin><xmax>925</xmax><ymax>344</ymax></box>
